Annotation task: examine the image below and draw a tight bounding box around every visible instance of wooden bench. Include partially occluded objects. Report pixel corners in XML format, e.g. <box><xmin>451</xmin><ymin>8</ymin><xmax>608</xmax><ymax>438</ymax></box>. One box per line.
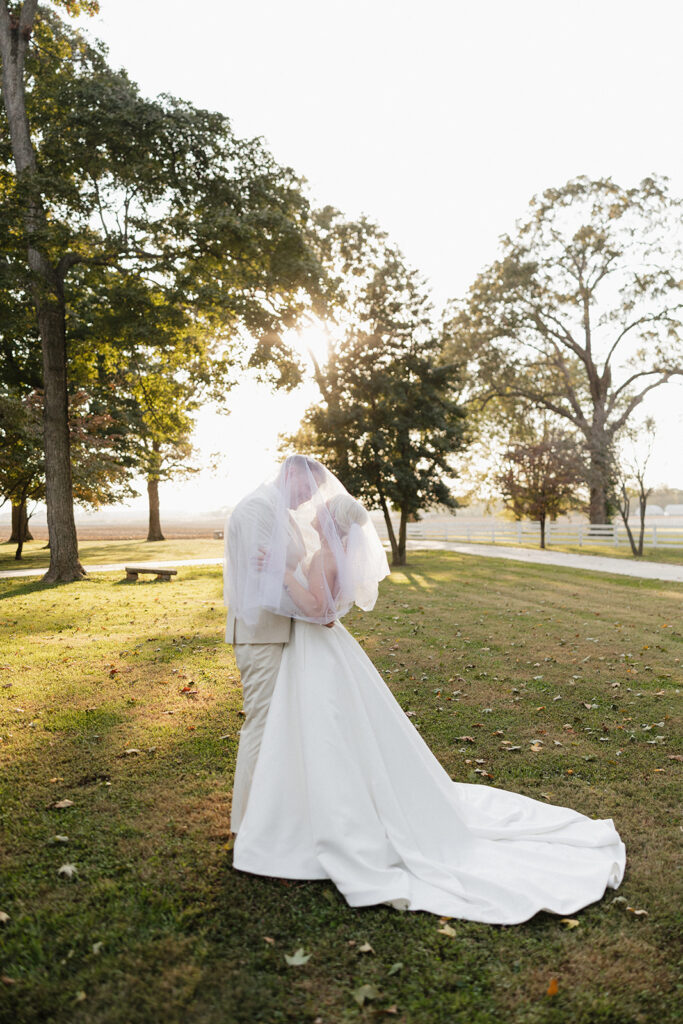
<box><xmin>124</xmin><ymin>566</ymin><xmax>178</xmax><ymax>583</ymax></box>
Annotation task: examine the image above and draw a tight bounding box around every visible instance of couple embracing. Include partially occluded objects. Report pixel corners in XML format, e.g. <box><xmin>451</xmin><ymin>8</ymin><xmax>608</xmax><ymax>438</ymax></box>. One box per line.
<box><xmin>223</xmin><ymin>455</ymin><xmax>625</xmax><ymax>923</ymax></box>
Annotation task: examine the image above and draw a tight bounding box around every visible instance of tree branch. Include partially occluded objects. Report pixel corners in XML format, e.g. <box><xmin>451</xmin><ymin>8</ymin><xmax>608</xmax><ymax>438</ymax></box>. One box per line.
<box><xmin>610</xmin><ymin>370</ymin><xmax>683</xmax><ymax>433</ymax></box>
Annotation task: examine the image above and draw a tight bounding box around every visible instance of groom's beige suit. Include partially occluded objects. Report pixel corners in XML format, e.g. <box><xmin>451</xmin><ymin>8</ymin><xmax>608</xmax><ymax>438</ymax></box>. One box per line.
<box><xmin>225</xmin><ymin>484</ymin><xmax>304</xmax><ymax>833</ymax></box>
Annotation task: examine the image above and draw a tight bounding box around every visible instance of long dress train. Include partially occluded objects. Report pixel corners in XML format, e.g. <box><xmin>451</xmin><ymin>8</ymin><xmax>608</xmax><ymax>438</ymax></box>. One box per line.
<box><xmin>232</xmin><ymin>619</ymin><xmax>625</xmax><ymax>924</ymax></box>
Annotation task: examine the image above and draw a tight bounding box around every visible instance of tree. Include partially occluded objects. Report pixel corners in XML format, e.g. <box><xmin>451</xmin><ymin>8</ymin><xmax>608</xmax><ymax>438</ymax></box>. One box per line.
<box><xmin>443</xmin><ymin>176</ymin><xmax>683</xmax><ymax>524</ymax></box>
<box><xmin>612</xmin><ymin>419</ymin><xmax>655</xmax><ymax>557</ymax></box>
<box><xmin>0</xmin><ymin>4</ymin><xmax>322</xmax><ymax>581</ymax></box>
<box><xmin>124</xmin><ymin>351</ymin><xmax>202</xmax><ymax>543</ymax></box>
<box><xmin>0</xmin><ymin>385</ymin><xmax>135</xmax><ymax>559</ymax></box>
<box><xmin>286</xmin><ymin>233</ymin><xmax>467</xmax><ymax>566</ymax></box>
<box><xmin>495</xmin><ymin>428</ymin><xmax>586</xmax><ymax>549</ymax></box>
<box><xmin>0</xmin><ymin>389</ymin><xmax>43</xmax><ymax>558</ymax></box>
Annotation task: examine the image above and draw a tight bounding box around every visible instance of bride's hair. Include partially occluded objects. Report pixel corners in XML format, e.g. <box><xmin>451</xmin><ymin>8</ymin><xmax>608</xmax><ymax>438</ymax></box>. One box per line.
<box><xmin>327</xmin><ymin>494</ymin><xmax>369</xmax><ymax>536</ymax></box>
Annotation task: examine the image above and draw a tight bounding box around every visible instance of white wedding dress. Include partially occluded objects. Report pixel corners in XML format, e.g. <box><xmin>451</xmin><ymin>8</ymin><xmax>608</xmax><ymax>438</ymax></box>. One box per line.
<box><xmin>232</xmin><ymin>614</ymin><xmax>626</xmax><ymax>924</ymax></box>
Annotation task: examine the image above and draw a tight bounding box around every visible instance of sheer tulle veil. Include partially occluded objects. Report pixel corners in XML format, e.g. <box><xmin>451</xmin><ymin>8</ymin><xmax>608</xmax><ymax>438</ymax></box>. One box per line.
<box><xmin>225</xmin><ymin>455</ymin><xmax>390</xmax><ymax>626</ymax></box>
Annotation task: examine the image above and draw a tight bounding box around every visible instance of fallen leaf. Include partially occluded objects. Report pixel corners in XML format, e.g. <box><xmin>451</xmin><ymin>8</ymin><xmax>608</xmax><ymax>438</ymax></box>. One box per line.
<box><xmin>57</xmin><ymin>862</ymin><xmax>78</xmax><ymax>880</ymax></box>
<box><xmin>560</xmin><ymin>918</ymin><xmax>580</xmax><ymax>929</ymax></box>
<box><xmin>52</xmin><ymin>799</ymin><xmax>74</xmax><ymax>810</ymax></box>
<box><xmin>119</xmin><ymin>749</ymin><xmax>140</xmax><ymax>757</ymax></box>
<box><xmin>547</xmin><ymin>977</ymin><xmax>559</xmax><ymax>997</ymax></box>
<box><xmin>0</xmin><ymin>911</ymin><xmax>9</xmax><ymax>925</ymax></box>
<box><xmin>358</xmin><ymin>941</ymin><xmax>374</xmax><ymax>953</ymax></box>
<box><xmin>387</xmin><ymin>962</ymin><xmax>403</xmax><ymax>976</ymax></box>
<box><xmin>1</xmin><ymin>976</ymin><xmax>17</xmax><ymax>985</ymax></box>
<box><xmin>530</xmin><ymin>743</ymin><xmax>543</xmax><ymax>753</ymax></box>
<box><xmin>437</xmin><ymin>923</ymin><xmax>456</xmax><ymax>937</ymax></box>
<box><xmin>626</xmin><ymin>907</ymin><xmax>648</xmax><ymax>916</ymax></box>
<box><xmin>352</xmin><ymin>983</ymin><xmax>381</xmax><ymax>1006</ymax></box>
<box><xmin>263</xmin><ymin>936</ymin><xmax>275</xmax><ymax>945</ymax></box>
<box><xmin>667</xmin><ymin>754</ymin><xmax>683</xmax><ymax>762</ymax></box>
<box><xmin>284</xmin><ymin>947</ymin><xmax>311</xmax><ymax>966</ymax></box>
<box><xmin>92</xmin><ymin>941</ymin><xmax>104</xmax><ymax>955</ymax></box>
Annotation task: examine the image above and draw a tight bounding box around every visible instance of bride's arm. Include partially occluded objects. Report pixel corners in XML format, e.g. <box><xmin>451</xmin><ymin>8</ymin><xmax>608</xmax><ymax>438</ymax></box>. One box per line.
<box><xmin>283</xmin><ymin>550</ymin><xmax>337</xmax><ymax>620</ymax></box>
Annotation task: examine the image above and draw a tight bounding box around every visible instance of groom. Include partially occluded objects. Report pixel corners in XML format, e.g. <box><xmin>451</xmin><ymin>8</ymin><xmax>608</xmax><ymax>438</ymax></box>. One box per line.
<box><xmin>224</xmin><ymin>456</ymin><xmax>328</xmax><ymax>837</ymax></box>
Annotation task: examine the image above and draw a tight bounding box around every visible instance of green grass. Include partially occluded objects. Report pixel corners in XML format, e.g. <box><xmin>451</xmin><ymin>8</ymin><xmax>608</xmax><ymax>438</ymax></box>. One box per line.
<box><xmin>0</xmin><ymin>537</ymin><xmax>224</xmax><ymax>573</ymax></box>
<box><xmin>0</xmin><ymin>553</ymin><xmax>681</xmax><ymax>1023</ymax></box>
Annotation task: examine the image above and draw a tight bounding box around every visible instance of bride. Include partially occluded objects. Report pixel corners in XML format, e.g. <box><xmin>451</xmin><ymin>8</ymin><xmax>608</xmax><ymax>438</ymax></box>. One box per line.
<box><xmin>226</xmin><ymin>456</ymin><xmax>625</xmax><ymax>923</ymax></box>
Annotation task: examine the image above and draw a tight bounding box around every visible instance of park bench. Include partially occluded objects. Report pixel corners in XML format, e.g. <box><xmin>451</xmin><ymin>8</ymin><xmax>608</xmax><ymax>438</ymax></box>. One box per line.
<box><xmin>124</xmin><ymin>566</ymin><xmax>178</xmax><ymax>583</ymax></box>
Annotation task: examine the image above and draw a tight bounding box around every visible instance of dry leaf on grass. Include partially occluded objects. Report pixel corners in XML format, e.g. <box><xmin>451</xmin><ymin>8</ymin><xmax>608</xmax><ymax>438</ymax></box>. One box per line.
<box><xmin>560</xmin><ymin>918</ymin><xmax>580</xmax><ymax>929</ymax></box>
<box><xmin>547</xmin><ymin>977</ymin><xmax>559</xmax><ymax>996</ymax></box>
<box><xmin>437</xmin><ymin>923</ymin><xmax>456</xmax><ymax>937</ymax></box>
<box><xmin>57</xmin><ymin>863</ymin><xmax>78</xmax><ymax>879</ymax></box>
<box><xmin>284</xmin><ymin>947</ymin><xmax>311</xmax><ymax>966</ymax></box>
<box><xmin>52</xmin><ymin>799</ymin><xmax>74</xmax><ymax>810</ymax></box>
<box><xmin>357</xmin><ymin>941</ymin><xmax>374</xmax><ymax>953</ymax></box>
<box><xmin>352</xmin><ymin>983</ymin><xmax>381</xmax><ymax>1006</ymax></box>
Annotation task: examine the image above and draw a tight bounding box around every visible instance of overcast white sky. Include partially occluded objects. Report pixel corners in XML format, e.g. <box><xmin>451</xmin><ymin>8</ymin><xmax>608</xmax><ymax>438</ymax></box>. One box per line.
<box><xmin>73</xmin><ymin>0</ymin><xmax>683</xmax><ymax>513</ymax></box>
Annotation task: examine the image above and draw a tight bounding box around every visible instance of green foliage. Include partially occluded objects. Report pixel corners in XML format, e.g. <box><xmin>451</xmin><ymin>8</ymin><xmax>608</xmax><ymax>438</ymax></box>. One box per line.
<box><xmin>0</xmin><ymin>7</ymin><xmax>326</xmax><ymax>541</ymax></box>
<box><xmin>443</xmin><ymin>175</ymin><xmax>683</xmax><ymax>522</ymax></box>
<box><xmin>287</xmin><ymin>217</ymin><xmax>467</xmax><ymax>564</ymax></box>
<box><xmin>495</xmin><ymin>427</ymin><xmax>587</xmax><ymax>547</ymax></box>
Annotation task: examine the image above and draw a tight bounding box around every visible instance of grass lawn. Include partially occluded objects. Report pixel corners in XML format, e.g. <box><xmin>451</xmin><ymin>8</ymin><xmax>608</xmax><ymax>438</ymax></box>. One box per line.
<box><xmin>0</xmin><ymin>537</ymin><xmax>225</xmax><ymax>573</ymax></box>
<box><xmin>0</xmin><ymin>553</ymin><xmax>681</xmax><ymax>1023</ymax></box>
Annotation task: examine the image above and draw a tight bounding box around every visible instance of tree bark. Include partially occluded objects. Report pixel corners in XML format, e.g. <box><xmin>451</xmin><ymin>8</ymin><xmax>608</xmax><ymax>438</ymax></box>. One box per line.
<box><xmin>146</xmin><ymin>477</ymin><xmax>165</xmax><ymax>542</ymax></box>
<box><xmin>8</xmin><ymin>501</ymin><xmax>33</xmax><ymax>543</ymax></box>
<box><xmin>587</xmin><ymin>432</ymin><xmax>611</xmax><ymax>524</ymax></box>
<box><xmin>0</xmin><ymin>0</ymin><xmax>85</xmax><ymax>583</ymax></box>
<box><xmin>377</xmin><ymin>490</ymin><xmax>398</xmax><ymax>566</ymax></box>
<box><xmin>396</xmin><ymin>507</ymin><xmax>408</xmax><ymax>566</ymax></box>
<box><xmin>617</xmin><ymin>483</ymin><xmax>639</xmax><ymax>557</ymax></box>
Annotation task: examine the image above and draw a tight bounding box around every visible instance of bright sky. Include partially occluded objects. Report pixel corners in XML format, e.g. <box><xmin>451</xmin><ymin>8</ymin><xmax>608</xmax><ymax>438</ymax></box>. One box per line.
<box><xmin>73</xmin><ymin>0</ymin><xmax>683</xmax><ymax>513</ymax></box>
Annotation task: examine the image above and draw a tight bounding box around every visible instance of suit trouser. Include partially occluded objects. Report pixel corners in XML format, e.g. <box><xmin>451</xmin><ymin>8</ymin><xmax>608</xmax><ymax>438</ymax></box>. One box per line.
<box><xmin>230</xmin><ymin>642</ymin><xmax>285</xmax><ymax>833</ymax></box>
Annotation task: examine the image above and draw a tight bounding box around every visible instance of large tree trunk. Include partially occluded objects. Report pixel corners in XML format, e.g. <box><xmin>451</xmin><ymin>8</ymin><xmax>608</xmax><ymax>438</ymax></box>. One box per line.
<box><xmin>587</xmin><ymin>433</ymin><xmax>611</xmax><ymax>524</ymax></box>
<box><xmin>40</xmin><ymin>284</ymin><xmax>84</xmax><ymax>581</ymax></box>
<box><xmin>14</xmin><ymin>493</ymin><xmax>29</xmax><ymax>560</ymax></box>
<box><xmin>0</xmin><ymin>1</ymin><xmax>85</xmax><ymax>583</ymax></box>
<box><xmin>146</xmin><ymin>477</ymin><xmax>165</xmax><ymax>542</ymax></box>
<box><xmin>377</xmin><ymin>490</ymin><xmax>398</xmax><ymax>565</ymax></box>
<box><xmin>8</xmin><ymin>501</ymin><xmax>32</xmax><ymax>543</ymax></box>
<box><xmin>539</xmin><ymin>514</ymin><xmax>546</xmax><ymax>549</ymax></box>
<box><xmin>396</xmin><ymin>507</ymin><xmax>408</xmax><ymax>566</ymax></box>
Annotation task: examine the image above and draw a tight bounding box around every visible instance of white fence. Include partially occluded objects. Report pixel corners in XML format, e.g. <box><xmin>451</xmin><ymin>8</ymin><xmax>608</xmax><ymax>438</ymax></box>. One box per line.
<box><xmin>374</xmin><ymin>519</ymin><xmax>683</xmax><ymax>549</ymax></box>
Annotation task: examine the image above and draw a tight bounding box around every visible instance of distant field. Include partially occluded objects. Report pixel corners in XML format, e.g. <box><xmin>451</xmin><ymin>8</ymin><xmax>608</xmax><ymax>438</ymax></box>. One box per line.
<box><xmin>0</xmin><ymin>538</ymin><xmax>225</xmax><ymax>573</ymax></box>
<box><xmin>3</xmin><ymin>534</ymin><xmax>683</xmax><ymax>574</ymax></box>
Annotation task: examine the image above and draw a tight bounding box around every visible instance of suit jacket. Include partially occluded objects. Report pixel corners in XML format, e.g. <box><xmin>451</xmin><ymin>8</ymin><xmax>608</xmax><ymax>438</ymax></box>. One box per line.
<box><xmin>224</xmin><ymin>484</ymin><xmax>304</xmax><ymax>645</ymax></box>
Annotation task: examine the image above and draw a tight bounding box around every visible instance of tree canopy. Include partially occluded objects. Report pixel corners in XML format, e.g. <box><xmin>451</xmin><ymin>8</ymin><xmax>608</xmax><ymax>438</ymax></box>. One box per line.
<box><xmin>443</xmin><ymin>175</ymin><xmax>682</xmax><ymax>524</ymax></box>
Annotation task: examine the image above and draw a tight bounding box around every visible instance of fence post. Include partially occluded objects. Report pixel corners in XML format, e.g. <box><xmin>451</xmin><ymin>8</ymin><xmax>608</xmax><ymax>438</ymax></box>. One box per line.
<box><xmin>517</xmin><ymin>522</ymin><xmax>522</xmax><ymax>544</ymax></box>
<box><xmin>653</xmin><ymin>525</ymin><xmax>658</xmax><ymax>548</ymax></box>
